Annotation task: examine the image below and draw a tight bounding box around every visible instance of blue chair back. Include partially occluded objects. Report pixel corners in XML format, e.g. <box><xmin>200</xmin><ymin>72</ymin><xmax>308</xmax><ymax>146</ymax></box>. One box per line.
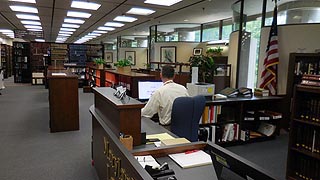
<box><xmin>171</xmin><ymin>95</ymin><xmax>206</xmax><ymax>142</ymax></box>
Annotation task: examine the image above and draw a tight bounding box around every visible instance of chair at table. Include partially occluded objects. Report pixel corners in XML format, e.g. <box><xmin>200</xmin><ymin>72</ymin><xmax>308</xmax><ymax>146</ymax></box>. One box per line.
<box><xmin>171</xmin><ymin>95</ymin><xmax>206</xmax><ymax>142</ymax></box>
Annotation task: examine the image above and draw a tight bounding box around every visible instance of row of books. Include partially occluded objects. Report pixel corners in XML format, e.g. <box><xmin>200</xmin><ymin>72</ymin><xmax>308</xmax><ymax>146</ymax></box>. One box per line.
<box><xmin>298</xmin><ymin>98</ymin><xmax>320</xmax><ymax>123</ymax></box>
<box><xmin>294</xmin><ymin>125</ymin><xmax>320</xmax><ymax>154</ymax></box>
<box><xmin>200</xmin><ymin>105</ymin><xmax>222</xmax><ymax>124</ymax></box>
<box><xmin>293</xmin><ymin>155</ymin><xmax>320</xmax><ymax>180</ymax></box>
<box><xmin>201</xmin><ymin>123</ymin><xmax>239</xmax><ymax>143</ymax></box>
<box><xmin>300</xmin><ymin>74</ymin><xmax>320</xmax><ymax>87</ymax></box>
<box><xmin>218</xmin><ymin>87</ymin><xmax>253</xmax><ymax>98</ymax></box>
<box><xmin>295</xmin><ymin>61</ymin><xmax>320</xmax><ymax>75</ymax></box>
<box><xmin>244</xmin><ymin>110</ymin><xmax>282</xmax><ymax>121</ymax></box>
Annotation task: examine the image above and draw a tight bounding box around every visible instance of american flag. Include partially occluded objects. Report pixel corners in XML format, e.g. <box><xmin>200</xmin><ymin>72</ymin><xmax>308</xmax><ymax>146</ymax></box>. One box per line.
<box><xmin>260</xmin><ymin>5</ymin><xmax>279</xmax><ymax>95</ymax></box>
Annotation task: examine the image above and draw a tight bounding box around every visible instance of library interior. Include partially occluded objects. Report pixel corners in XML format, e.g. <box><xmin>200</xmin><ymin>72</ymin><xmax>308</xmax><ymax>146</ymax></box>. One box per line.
<box><xmin>1</xmin><ymin>0</ymin><xmax>320</xmax><ymax>180</ymax></box>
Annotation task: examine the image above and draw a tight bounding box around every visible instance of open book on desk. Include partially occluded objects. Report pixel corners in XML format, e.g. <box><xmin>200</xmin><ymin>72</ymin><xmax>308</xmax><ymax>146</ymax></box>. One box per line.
<box><xmin>168</xmin><ymin>150</ymin><xmax>212</xmax><ymax>169</ymax></box>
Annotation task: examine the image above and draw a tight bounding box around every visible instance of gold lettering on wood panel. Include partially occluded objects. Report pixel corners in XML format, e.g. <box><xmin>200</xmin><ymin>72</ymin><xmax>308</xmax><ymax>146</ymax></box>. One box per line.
<box><xmin>103</xmin><ymin>136</ymin><xmax>135</xmax><ymax>180</ymax></box>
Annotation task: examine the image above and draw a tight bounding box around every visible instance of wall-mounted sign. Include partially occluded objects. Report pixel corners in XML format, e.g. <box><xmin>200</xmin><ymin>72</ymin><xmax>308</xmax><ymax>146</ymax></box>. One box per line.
<box><xmin>14</xmin><ymin>29</ymin><xmax>44</xmax><ymax>39</ymax></box>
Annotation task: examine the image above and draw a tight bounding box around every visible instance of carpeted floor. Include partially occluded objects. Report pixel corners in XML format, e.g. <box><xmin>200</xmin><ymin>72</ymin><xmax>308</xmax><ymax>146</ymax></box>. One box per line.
<box><xmin>0</xmin><ymin>77</ymin><xmax>288</xmax><ymax>180</ymax></box>
<box><xmin>0</xmin><ymin>77</ymin><xmax>98</xmax><ymax>180</ymax></box>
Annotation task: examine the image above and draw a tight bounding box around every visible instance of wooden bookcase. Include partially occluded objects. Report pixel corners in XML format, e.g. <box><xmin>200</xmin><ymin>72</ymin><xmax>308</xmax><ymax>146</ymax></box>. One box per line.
<box><xmin>284</xmin><ymin>53</ymin><xmax>320</xmax><ymax>129</ymax></box>
<box><xmin>286</xmin><ymin>85</ymin><xmax>320</xmax><ymax>180</ymax></box>
<box><xmin>30</xmin><ymin>42</ymin><xmax>50</xmax><ymax>85</ymax></box>
<box><xmin>1</xmin><ymin>44</ymin><xmax>8</xmax><ymax>78</ymax></box>
<box><xmin>13</xmin><ymin>42</ymin><xmax>31</xmax><ymax>83</ymax></box>
<box><xmin>86</xmin><ymin>65</ymin><xmax>106</xmax><ymax>87</ymax></box>
<box><xmin>201</xmin><ymin>96</ymin><xmax>283</xmax><ymax>147</ymax></box>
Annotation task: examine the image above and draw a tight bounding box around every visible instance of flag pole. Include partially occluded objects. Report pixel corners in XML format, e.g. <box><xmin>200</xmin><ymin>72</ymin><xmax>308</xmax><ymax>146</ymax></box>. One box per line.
<box><xmin>274</xmin><ymin>0</ymin><xmax>278</xmax><ymax>95</ymax></box>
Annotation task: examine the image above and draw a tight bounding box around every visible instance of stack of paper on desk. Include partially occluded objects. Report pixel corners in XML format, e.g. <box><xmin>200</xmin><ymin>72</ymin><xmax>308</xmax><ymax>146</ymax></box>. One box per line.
<box><xmin>135</xmin><ymin>155</ymin><xmax>160</xmax><ymax>168</ymax></box>
<box><xmin>168</xmin><ymin>150</ymin><xmax>212</xmax><ymax>169</ymax></box>
<box><xmin>146</xmin><ymin>133</ymin><xmax>175</xmax><ymax>146</ymax></box>
<box><xmin>160</xmin><ymin>138</ymin><xmax>190</xmax><ymax>146</ymax></box>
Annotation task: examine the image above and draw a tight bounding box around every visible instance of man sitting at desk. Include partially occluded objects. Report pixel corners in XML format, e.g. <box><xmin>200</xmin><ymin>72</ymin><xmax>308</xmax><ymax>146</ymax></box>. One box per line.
<box><xmin>141</xmin><ymin>65</ymin><xmax>189</xmax><ymax>126</ymax></box>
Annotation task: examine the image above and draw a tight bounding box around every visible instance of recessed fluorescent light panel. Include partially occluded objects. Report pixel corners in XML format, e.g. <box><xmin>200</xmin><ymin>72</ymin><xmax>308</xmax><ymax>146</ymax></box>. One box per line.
<box><xmin>58</xmin><ymin>34</ymin><xmax>71</xmax><ymax>37</ymax></box>
<box><xmin>97</xmin><ymin>26</ymin><xmax>115</xmax><ymax>31</ymax></box>
<box><xmin>35</xmin><ymin>39</ymin><xmax>45</xmax><ymax>42</ymax></box>
<box><xmin>113</xmin><ymin>16</ymin><xmax>137</xmax><ymax>22</ymax></box>
<box><xmin>27</xmin><ymin>29</ymin><xmax>42</xmax><ymax>31</ymax></box>
<box><xmin>104</xmin><ymin>22</ymin><xmax>124</xmax><ymax>27</ymax></box>
<box><xmin>62</xmin><ymin>24</ymin><xmax>80</xmax><ymax>28</ymax></box>
<box><xmin>71</xmin><ymin>1</ymin><xmax>101</xmax><ymax>10</ymax></box>
<box><xmin>59</xmin><ymin>31</ymin><xmax>73</xmax><ymax>34</ymax></box>
<box><xmin>21</xmin><ymin>20</ymin><xmax>41</xmax><ymax>25</ymax></box>
<box><xmin>67</xmin><ymin>11</ymin><xmax>91</xmax><ymax>18</ymax></box>
<box><xmin>10</xmin><ymin>5</ymin><xmax>38</xmax><ymax>13</ymax></box>
<box><xmin>93</xmin><ymin>30</ymin><xmax>107</xmax><ymax>34</ymax></box>
<box><xmin>16</xmin><ymin>14</ymin><xmax>40</xmax><ymax>20</ymax></box>
<box><xmin>9</xmin><ymin>0</ymin><xmax>36</xmax><ymax>3</ymax></box>
<box><xmin>0</xmin><ymin>29</ymin><xmax>14</xmax><ymax>33</ymax></box>
<box><xmin>60</xmin><ymin>28</ymin><xmax>76</xmax><ymax>32</ymax></box>
<box><xmin>144</xmin><ymin>0</ymin><xmax>182</xmax><ymax>6</ymax></box>
<box><xmin>127</xmin><ymin>7</ymin><xmax>155</xmax><ymax>15</ymax></box>
<box><xmin>64</xmin><ymin>18</ymin><xmax>85</xmax><ymax>24</ymax></box>
<box><xmin>24</xmin><ymin>25</ymin><xmax>42</xmax><ymax>29</ymax></box>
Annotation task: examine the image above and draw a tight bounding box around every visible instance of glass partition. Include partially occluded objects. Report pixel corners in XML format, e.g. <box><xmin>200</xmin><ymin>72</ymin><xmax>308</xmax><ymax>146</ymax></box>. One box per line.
<box><xmin>155</xmin><ymin>24</ymin><xmax>201</xmax><ymax>42</ymax></box>
<box><xmin>119</xmin><ymin>35</ymin><xmax>148</xmax><ymax>48</ymax></box>
<box><xmin>202</xmin><ymin>21</ymin><xmax>220</xmax><ymax>42</ymax></box>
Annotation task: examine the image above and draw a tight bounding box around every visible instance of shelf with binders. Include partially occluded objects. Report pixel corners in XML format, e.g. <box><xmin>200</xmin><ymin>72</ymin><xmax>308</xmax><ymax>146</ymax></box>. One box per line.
<box><xmin>13</xmin><ymin>42</ymin><xmax>31</xmax><ymax>83</ymax></box>
<box><xmin>286</xmin><ymin>85</ymin><xmax>320</xmax><ymax>180</ymax></box>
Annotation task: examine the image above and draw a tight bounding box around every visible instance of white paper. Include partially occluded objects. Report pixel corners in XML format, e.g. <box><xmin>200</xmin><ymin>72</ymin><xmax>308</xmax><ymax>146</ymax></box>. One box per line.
<box><xmin>169</xmin><ymin>150</ymin><xmax>212</xmax><ymax>169</ymax></box>
<box><xmin>52</xmin><ymin>73</ymin><xmax>67</xmax><ymax>76</ymax></box>
<box><xmin>135</xmin><ymin>155</ymin><xmax>160</xmax><ymax>168</ymax></box>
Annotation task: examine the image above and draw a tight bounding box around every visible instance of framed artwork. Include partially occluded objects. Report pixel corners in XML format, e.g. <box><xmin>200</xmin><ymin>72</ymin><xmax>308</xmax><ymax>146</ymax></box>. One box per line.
<box><xmin>193</xmin><ymin>48</ymin><xmax>202</xmax><ymax>56</ymax></box>
<box><xmin>125</xmin><ymin>51</ymin><xmax>136</xmax><ymax>65</ymax></box>
<box><xmin>105</xmin><ymin>52</ymin><xmax>113</xmax><ymax>62</ymax></box>
<box><xmin>160</xmin><ymin>46</ymin><xmax>176</xmax><ymax>63</ymax></box>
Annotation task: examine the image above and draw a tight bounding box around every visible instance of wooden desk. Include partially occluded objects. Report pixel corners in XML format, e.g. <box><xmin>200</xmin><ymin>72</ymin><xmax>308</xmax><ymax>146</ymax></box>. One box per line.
<box><xmin>104</xmin><ymin>70</ymin><xmax>155</xmax><ymax>98</ymax></box>
<box><xmin>90</xmin><ymin>88</ymin><xmax>277</xmax><ymax>180</ymax></box>
<box><xmin>47</xmin><ymin>69</ymin><xmax>79</xmax><ymax>132</ymax></box>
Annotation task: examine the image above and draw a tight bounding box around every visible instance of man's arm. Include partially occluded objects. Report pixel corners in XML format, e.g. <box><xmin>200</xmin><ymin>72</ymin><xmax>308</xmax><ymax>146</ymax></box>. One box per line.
<box><xmin>141</xmin><ymin>91</ymin><xmax>160</xmax><ymax>118</ymax></box>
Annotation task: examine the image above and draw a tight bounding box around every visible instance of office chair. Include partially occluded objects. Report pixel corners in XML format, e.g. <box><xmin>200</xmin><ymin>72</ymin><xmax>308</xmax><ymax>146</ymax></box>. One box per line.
<box><xmin>171</xmin><ymin>95</ymin><xmax>206</xmax><ymax>142</ymax></box>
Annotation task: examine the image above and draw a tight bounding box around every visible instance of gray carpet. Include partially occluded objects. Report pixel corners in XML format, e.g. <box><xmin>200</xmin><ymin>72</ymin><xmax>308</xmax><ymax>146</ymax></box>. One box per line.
<box><xmin>0</xmin><ymin>77</ymin><xmax>288</xmax><ymax>180</ymax></box>
<box><xmin>0</xmin><ymin>78</ymin><xmax>98</xmax><ymax>180</ymax></box>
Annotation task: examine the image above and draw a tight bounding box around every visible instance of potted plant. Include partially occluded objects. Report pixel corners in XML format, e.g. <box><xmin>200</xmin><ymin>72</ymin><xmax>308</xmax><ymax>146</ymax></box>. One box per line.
<box><xmin>114</xmin><ymin>59</ymin><xmax>133</xmax><ymax>72</ymax></box>
<box><xmin>189</xmin><ymin>55</ymin><xmax>216</xmax><ymax>83</ymax></box>
<box><xmin>206</xmin><ymin>47</ymin><xmax>223</xmax><ymax>56</ymax></box>
<box><xmin>93</xmin><ymin>58</ymin><xmax>105</xmax><ymax>69</ymax></box>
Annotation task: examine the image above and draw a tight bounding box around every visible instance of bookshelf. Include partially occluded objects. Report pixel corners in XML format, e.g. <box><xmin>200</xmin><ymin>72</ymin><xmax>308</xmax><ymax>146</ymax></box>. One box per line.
<box><xmin>50</xmin><ymin>43</ymin><xmax>68</xmax><ymax>67</ymax></box>
<box><xmin>69</xmin><ymin>44</ymin><xmax>87</xmax><ymax>65</ymax></box>
<box><xmin>86</xmin><ymin>65</ymin><xmax>105</xmax><ymax>87</ymax></box>
<box><xmin>64</xmin><ymin>63</ymin><xmax>86</xmax><ymax>87</ymax></box>
<box><xmin>13</xmin><ymin>42</ymin><xmax>31</xmax><ymax>83</ymax></box>
<box><xmin>1</xmin><ymin>44</ymin><xmax>8</xmax><ymax>78</ymax></box>
<box><xmin>284</xmin><ymin>53</ymin><xmax>320</xmax><ymax>129</ymax></box>
<box><xmin>8</xmin><ymin>45</ymin><xmax>12</xmax><ymax>77</ymax></box>
<box><xmin>86</xmin><ymin>44</ymin><xmax>103</xmax><ymax>62</ymax></box>
<box><xmin>200</xmin><ymin>96</ymin><xmax>283</xmax><ymax>147</ymax></box>
<box><xmin>286</xmin><ymin>85</ymin><xmax>320</xmax><ymax>180</ymax></box>
<box><xmin>30</xmin><ymin>42</ymin><xmax>50</xmax><ymax>85</ymax></box>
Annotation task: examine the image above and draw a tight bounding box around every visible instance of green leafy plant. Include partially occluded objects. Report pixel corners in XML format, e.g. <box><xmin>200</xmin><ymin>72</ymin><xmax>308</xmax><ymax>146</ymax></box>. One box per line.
<box><xmin>206</xmin><ymin>47</ymin><xmax>223</xmax><ymax>56</ymax></box>
<box><xmin>189</xmin><ymin>55</ymin><xmax>216</xmax><ymax>83</ymax></box>
<box><xmin>93</xmin><ymin>58</ymin><xmax>105</xmax><ymax>65</ymax></box>
<box><xmin>114</xmin><ymin>58</ymin><xmax>133</xmax><ymax>67</ymax></box>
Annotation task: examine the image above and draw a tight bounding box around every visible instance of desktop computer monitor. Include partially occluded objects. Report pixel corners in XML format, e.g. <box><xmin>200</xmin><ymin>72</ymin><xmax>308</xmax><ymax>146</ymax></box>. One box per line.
<box><xmin>138</xmin><ymin>80</ymin><xmax>163</xmax><ymax>101</ymax></box>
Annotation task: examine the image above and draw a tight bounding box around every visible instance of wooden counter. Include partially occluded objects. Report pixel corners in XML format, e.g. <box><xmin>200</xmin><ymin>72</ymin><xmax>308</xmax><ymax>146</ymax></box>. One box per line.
<box><xmin>47</xmin><ymin>69</ymin><xmax>79</xmax><ymax>132</ymax></box>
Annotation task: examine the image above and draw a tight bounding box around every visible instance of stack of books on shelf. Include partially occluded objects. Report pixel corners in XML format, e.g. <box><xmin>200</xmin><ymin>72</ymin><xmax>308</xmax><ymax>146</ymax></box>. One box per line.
<box><xmin>254</xmin><ymin>88</ymin><xmax>269</xmax><ymax>97</ymax></box>
<box><xmin>221</xmin><ymin>123</ymin><xmax>239</xmax><ymax>142</ymax></box>
<box><xmin>293</xmin><ymin>155</ymin><xmax>320</xmax><ymax>180</ymax></box>
<box><xmin>200</xmin><ymin>105</ymin><xmax>222</xmax><ymax>124</ymax></box>
<box><xmin>219</xmin><ymin>87</ymin><xmax>239</xmax><ymax>97</ymax></box>
<box><xmin>299</xmin><ymin>98</ymin><xmax>320</xmax><ymax>123</ymax></box>
<box><xmin>238</xmin><ymin>87</ymin><xmax>252</xmax><ymax>97</ymax></box>
<box><xmin>300</xmin><ymin>74</ymin><xmax>320</xmax><ymax>87</ymax></box>
<box><xmin>295</xmin><ymin>124</ymin><xmax>320</xmax><ymax>153</ymax></box>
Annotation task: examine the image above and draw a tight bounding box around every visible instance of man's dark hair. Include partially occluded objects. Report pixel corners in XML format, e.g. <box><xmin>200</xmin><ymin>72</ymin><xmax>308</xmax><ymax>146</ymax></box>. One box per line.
<box><xmin>161</xmin><ymin>65</ymin><xmax>175</xmax><ymax>79</ymax></box>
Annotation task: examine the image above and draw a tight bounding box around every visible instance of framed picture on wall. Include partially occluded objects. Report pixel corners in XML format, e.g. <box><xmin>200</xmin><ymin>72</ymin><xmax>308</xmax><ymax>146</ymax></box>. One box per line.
<box><xmin>125</xmin><ymin>51</ymin><xmax>136</xmax><ymax>65</ymax></box>
<box><xmin>105</xmin><ymin>52</ymin><xmax>113</xmax><ymax>62</ymax></box>
<box><xmin>160</xmin><ymin>46</ymin><xmax>176</xmax><ymax>63</ymax></box>
<box><xmin>193</xmin><ymin>48</ymin><xmax>202</xmax><ymax>56</ymax></box>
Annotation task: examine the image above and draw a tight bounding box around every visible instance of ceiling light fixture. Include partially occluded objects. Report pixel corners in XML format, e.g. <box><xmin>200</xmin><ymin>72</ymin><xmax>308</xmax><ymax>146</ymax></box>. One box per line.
<box><xmin>144</xmin><ymin>0</ymin><xmax>182</xmax><ymax>6</ymax></box>
<box><xmin>27</xmin><ymin>29</ymin><xmax>43</xmax><ymax>31</ymax></box>
<box><xmin>113</xmin><ymin>16</ymin><xmax>137</xmax><ymax>22</ymax></box>
<box><xmin>10</xmin><ymin>5</ymin><xmax>38</xmax><ymax>13</ymax></box>
<box><xmin>71</xmin><ymin>1</ymin><xmax>101</xmax><ymax>10</ymax></box>
<box><xmin>60</xmin><ymin>28</ymin><xmax>76</xmax><ymax>32</ymax></box>
<box><xmin>0</xmin><ymin>29</ymin><xmax>14</xmax><ymax>33</ymax></box>
<box><xmin>58</xmin><ymin>34</ymin><xmax>71</xmax><ymax>37</ymax></box>
<box><xmin>9</xmin><ymin>0</ymin><xmax>36</xmax><ymax>3</ymax></box>
<box><xmin>21</xmin><ymin>20</ymin><xmax>41</xmax><ymax>25</ymax></box>
<box><xmin>126</xmin><ymin>7</ymin><xmax>155</xmax><ymax>15</ymax></box>
<box><xmin>104</xmin><ymin>22</ymin><xmax>124</xmax><ymax>27</ymax></box>
<box><xmin>24</xmin><ymin>25</ymin><xmax>42</xmax><ymax>29</ymax></box>
<box><xmin>64</xmin><ymin>18</ymin><xmax>85</xmax><ymax>24</ymax></box>
<box><xmin>93</xmin><ymin>30</ymin><xmax>107</xmax><ymax>34</ymax></box>
<box><xmin>67</xmin><ymin>11</ymin><xmax>91</xmax><ymax>18</ymax></box>
<box><xmin>35</xmin><ymin>39</ymin><xmax>45</xmax><ymax>42</ymax></box>
<box><xmin>59</xmin><ymin>31</ymin><xmax>73</xmax><ymax>34</ymax></box>
<box><xmin>16</xmin><ymin>14</ymin><xmax>40</xmax><ymax>20</ymax></box>
<box><xmin>62</xmin><ymin>23</ymin><xmax>80</xmax><ymax>28</ymax></box>
<box><xmin>97</xmin><ymin>26</ymin><xmax>115</xmax><ymax>31</ymax></box>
